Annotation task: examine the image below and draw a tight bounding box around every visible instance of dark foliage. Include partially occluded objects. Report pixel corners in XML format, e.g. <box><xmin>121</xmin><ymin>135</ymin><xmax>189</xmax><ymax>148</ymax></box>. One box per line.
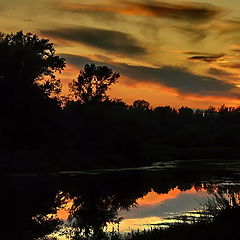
<box><xmin>1</xmin><ymin>31</ymin><xmax>240</xmax><ymax>173</ymax></box>
<box><xmin>69</xmin><ymin>63</ymin><xmax>119</xmax><ymax>103</ymax></box>
<box><xmin>0</xmin><ymin>31</ymin><xmax>65</xmax><ymax>170</ymax></box>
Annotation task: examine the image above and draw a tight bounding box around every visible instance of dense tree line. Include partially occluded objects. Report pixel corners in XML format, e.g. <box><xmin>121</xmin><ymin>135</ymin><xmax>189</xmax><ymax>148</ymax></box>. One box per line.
<box><xmin>1</xmin><ymin>31</ymin><xmax>240</xmax><ymax>172</ymax></box>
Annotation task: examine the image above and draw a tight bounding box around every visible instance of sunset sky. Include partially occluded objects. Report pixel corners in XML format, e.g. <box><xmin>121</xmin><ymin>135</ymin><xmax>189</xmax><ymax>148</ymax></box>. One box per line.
<box><xmin>2</xmin><ymin>0</ymin><xmax>240</xmax><ymax>108</ymax></box>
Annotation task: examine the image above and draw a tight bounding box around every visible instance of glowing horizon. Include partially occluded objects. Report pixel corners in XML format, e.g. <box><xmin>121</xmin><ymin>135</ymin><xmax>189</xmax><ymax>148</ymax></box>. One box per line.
<box><xmin>2</xmin><ymin>0</ymin><xmax>240</xmax><ymax>108</ymax></box>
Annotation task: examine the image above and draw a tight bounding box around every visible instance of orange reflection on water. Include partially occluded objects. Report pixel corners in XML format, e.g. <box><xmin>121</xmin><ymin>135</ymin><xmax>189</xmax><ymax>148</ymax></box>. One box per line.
<box><xmin>117</xmin><ymin>186</ymin><xmax>207</xmax><ymax>232</ymax></box>
<box><xmin>57</xmin><ymin>198</ymin><xmax>74</xmax><ymax>221</ymax></box>
<box><xmin>57</xmin><ymin>186</ymin><xmax>207</xmax><ymax>234</ymax></box>
<box><xmin>137</xmin><ymin>186</ymin><xmax>204</xmax><ymax>207</ymax></box>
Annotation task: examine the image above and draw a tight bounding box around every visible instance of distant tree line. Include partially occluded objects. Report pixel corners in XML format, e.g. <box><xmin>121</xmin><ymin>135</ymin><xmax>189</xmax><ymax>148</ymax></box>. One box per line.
<box><xmin>1</xmin><ymin>31</ymin><xmax>240</xmax><ymax>172</ymax></box>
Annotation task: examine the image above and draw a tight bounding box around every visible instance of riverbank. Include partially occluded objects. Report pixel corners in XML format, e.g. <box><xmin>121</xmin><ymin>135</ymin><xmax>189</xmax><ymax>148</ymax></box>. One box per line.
<box><xmin>2</xmin><ymin>146</ymin><xmax>240</xmax><ymax>174</ymax></box>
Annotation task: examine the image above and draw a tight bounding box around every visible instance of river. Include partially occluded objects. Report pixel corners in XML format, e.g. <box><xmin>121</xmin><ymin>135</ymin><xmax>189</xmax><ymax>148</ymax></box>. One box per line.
<box><xmin>3</xmin><ymin>159</ymin><xmax>240</xmax><ymax>239</ymax></box>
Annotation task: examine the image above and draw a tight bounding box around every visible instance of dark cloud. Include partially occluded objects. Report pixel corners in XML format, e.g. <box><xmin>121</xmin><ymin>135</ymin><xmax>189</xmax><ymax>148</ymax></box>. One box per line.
<box><xmin>41</xmin><ymin>26</ymin><xmax>146</xmax><ymax>55</ymax></box>
<box><xmin>231</xmin><ymin>49</ymin><xmax>240</xmax><ymax>53</ymax></box>
<box><xmin>175</xmin><ymin>26</ymin><xmax>208</xmax><ymax>42</ymax></box>
<box><xmin>22</xmin><ymin>19</ymin><xmax>32</xmax><ymax>22</ymax></box>
<box><xmin>121</xmin><ymin>65</ymin><xmax>238</xmax><ymax>98</ymax></box>
<box><xmin>182</xmin><ymin>51</ymin><xmax>217</xmax><ymax>55</ymax></box>
<box><xmin>55</xmin><ymin>1</ymin><xmax>223</xmax><ymax>23</ymax></box>
<box><xmin>208</xmin><ymin>67</ymin><xmax>233</xmax><ymax>76</ymax></box>
<box><xmin>216</xmin><ymin>19</ymin><xmax>240</xmax><ymax>36</ymax></box>
<box><xmin>187</xmin><ymin>54</ymin><xmax>225</xmax><ymax>63</ymax></box>
<box><xmin>221</xmin><ymin>63</ymin><xmax>240</xmax><ymax>69</ymax></box>
<box><xmin>61</xmin><ymin>54</ymin><xmax>240</xmax><ymax>99</ymax></box>
<box><xmin>126</xmin><ymin>1</ymin><xmax>222</xmax><ymax>23</ymax></box>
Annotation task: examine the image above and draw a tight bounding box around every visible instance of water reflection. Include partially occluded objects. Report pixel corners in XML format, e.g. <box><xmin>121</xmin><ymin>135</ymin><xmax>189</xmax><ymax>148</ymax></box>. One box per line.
<box><xmin>3</xmin><ymin>159</ymin><xmax>240</xmax><ymax>240</ymax></box>
<box><xmin>118</xmin><ymin>187</ymin><xmax>208</xmax><ymax>232</ymax></box>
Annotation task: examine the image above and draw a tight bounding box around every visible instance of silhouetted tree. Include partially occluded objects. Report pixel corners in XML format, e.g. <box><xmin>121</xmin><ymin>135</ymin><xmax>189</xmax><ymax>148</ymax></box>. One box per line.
<box><xmin>178</xmin><ymin>106</ymin><xmax>194</xmax><ymax>122</ymax></box>
<box><xmin>194</xmin><ymin>109</ymin><xmax>204</xmax><ymax>121</ymax></box>
<box><xmin>178</xmin><ymin>107</ymin><xmax>193</xmax><ymax>117</ymax></box>
<box><xmin>204</xmin><ymin>106</ymin><xmax>217</xmax><ymax>120</ymax></box>
<box><xmin>154</xmin><ymin>106</ymin><xmax>177</xmax><ymax>123</ymax></box>
<box><xmin>0</xmin><ymin>31</ymin><xmax>66</xmax><ymax>164</ymax></box>
<box><xmin>218</xmin><ymin>105</ymin><xmax>235</xmax><ymax>122</ymax></box>
<box><xmin>69</xmin><ymin>64</ymin><xmax>120</xmax><ymax>104</ymax></box>
<box><xmin>132</xmin><ymin>99</ymin><xmax>150</xmax><ymax>111</ymax></box>
<box><xmin>3</xmin><ymin>31</ymin><xmax>240</xmax><ymax>175</ymax></box>
<box><xmin>0</xmin><ymin>31</ymin><xmax>65</xmax><ymax>101</ymax></box>
<box><xmin>154</xmin><ymin>106</ymin><xmax>177</xmax><ymax>115</ymax></box>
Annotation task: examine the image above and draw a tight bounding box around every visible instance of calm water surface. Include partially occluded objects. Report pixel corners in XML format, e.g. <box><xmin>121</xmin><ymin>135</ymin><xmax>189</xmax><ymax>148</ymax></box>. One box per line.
<box><xmin>3</xmin><ymin>159</ymin><xmax>240</xmax><ymax>240</ymax></box>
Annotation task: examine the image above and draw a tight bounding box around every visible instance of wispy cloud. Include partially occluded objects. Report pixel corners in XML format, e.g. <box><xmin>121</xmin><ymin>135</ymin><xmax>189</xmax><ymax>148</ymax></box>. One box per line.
<box><xmin>174</xmin><ymin>25</ymin><xmax>208</xmax><ymax>42</ymax></box>
<box><xmin>208</xmin><ymin>67</ymin><xmax>234</xmax><ymax>76</ymax></box>
<box><xmin>61</xmin><ymin>53</ymin><xmax>240</xmax><ymax>99</ymax></box>
<box><xmin>221</xmin><ymin>63</ymin><xmax>240</xmax><ymax>69</ymax></box>
<box><xmin>41</xmin><ymin>26</ymin><xmax>146</xmax><ymax>55</ymax></box>
<box><xmin>55</xmin><ymin>1</ymin><xmax>223</xmax><ymax>23</ymax></box>
<box><xmin>187</xmin><ymin>54</ymin><xmax>225</xmax><ymax>63</ymax></box>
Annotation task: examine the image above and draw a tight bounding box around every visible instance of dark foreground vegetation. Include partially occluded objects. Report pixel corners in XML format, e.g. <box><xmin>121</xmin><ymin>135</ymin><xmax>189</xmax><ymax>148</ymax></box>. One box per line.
<box><xmin>2</xmin><ymin>31</ymin><xmax>240</xmax><ymax>172</ymax></box>
<box><xmin>126</xmin><ymin>213</ymin><xmax>240</xmax><ymax>240</ymax></box>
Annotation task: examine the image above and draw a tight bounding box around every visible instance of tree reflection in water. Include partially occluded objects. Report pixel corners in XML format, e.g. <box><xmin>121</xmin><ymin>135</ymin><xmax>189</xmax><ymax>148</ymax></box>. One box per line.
<box><xmin>3</xmin><ymin>162</ymin><xmax>240</xmax><ymax>240</ymax></box>
<box><xmin>36</xmin><ymin>184</ymin><xmax>240</xmax><ymax>240</ymax></box>
<box><xmin>32</xmin><ymin>173</ymin><xmax>142</xmax><ymax>240</ymax></box>
<box><xmin>46</xmin><ymin>190</ymin><xmax>135</xmax><ymax>240</ymax></box>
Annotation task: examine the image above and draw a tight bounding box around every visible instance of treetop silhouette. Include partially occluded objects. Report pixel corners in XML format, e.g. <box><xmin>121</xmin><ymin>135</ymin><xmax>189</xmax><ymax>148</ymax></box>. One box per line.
<box><xmin>132</xmin><ymin>99</ymin><xmax>150</xmax><ymax>111</ymax></box>
<box><xmin>2</xmin><ymin>31</ymin><xmax>240</xmax><ymax>174</ymax></box>
<box><xmin>0</xmin><ymin>31</ymin><xmax>65</xmax><ymax>100</ymax></box>
<box><xmin>69</xmin><ymin>63</ymin><xmax>120</xmax><ymax>104</ymax></box>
